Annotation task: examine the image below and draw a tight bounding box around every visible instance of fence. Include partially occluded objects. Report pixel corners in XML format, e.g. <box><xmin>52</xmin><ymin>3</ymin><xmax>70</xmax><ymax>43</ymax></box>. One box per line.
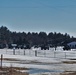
<box><xmin>0</xmin><ymin>49</ymin><xmax>76</xmax><ymax>59</ymax></box>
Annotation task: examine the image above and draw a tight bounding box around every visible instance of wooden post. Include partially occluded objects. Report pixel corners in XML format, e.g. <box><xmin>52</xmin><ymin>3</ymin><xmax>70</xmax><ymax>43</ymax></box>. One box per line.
<box><xmin>24</xmin><ymin>49</ymin><xmax>25</xmax><ymax>55</ymax></box>
<box><xmin>54</xmin><ymin>51</ymin><xmax>56</xmax><ymax>58</ymax></box>
<box><xmin>13</xmin><ymin>47</ymin><xmax>15</xmax><ymax>55</ymax></box>
<box><xmin>65</xmin><ymin>52</ymin><xmax>66</xmax><ymax>59</ymax></box>
<box><xmin>35</xmin><ymin>50</ymin><xmax>37</xmax><ymax>56</ymax></box>
<box><xmin>1</xmin><ymin>54</ymin><xmax>3</xmax><ymax>68</ymax></box>
<box><xmin>44</xmin><ymin>50</ymin><xmax>46</xmax><ymax>57</ymax></box>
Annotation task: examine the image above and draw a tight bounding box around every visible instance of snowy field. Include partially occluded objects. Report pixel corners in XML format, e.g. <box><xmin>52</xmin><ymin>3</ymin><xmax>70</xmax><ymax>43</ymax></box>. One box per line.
<box><xmin>0</xmin><ymin>47</ymin><xmax>76</xmax><ymax>75</ymax></box>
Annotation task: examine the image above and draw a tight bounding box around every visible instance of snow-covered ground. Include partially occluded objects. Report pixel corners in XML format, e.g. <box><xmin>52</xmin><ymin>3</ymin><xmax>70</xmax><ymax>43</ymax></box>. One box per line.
<box><xmin>0</xmin><ymin>47</ymin><xmax>76</xmax><ymax>75</ymax></box>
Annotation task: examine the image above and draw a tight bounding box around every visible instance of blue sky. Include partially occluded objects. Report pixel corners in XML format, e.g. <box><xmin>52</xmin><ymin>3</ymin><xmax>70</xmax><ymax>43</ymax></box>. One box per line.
<box><xmin>0</xmin><ymin>0</ymin><xmax>76</xmax><ymax>37</ymax></box>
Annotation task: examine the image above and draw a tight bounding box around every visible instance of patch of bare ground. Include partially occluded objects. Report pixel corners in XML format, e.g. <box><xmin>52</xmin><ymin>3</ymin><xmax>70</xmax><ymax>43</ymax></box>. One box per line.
<box><xmin>70</xmin><ymin>59</ymin><xmax>76</xmax><ymax>60</ymax></box>
<box><xmin>60</xmin><ymin>71</ymin><xmax>76</xmax><ymax>75</ymax></box>
<box><xmin>0</xmin><ymin>58</ymin><xmax>20</xmax><ymax>61</ymax></box>
<box><xmin>0</xmin><ymin>67</ymin><xmax>29</xmax><ymax>75</ymax></box>
<box><xmin>62</xmin><ymin>61</ymin><xmax>76</xmax><ymax>64</ymax></box>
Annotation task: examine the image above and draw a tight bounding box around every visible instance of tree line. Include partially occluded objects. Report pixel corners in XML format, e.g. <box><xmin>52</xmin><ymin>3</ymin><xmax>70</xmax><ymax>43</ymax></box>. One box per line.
<box><xmin>0</xmin><ymin>26</ymin><xmax>76</xmax><ymax>48</ymax></box>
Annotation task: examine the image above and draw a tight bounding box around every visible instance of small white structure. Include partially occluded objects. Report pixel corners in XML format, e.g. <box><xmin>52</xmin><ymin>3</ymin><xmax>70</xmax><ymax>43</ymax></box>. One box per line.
<box><xmin>11</xmin><ymin>44</ymin><xmax>17</xmax><ymax>47</ymax></box>
<box><xmin>67</xmin><ymin>42</ymin><xmax>76</xmax><ymax>49</ymax></box>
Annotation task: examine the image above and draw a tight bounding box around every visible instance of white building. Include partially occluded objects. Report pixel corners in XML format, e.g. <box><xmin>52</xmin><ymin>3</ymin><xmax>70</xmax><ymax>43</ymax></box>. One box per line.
<box><xmin>67</xmin><ymin>42</ymin><xmax>76</xmax><ymax>49</ymax></box>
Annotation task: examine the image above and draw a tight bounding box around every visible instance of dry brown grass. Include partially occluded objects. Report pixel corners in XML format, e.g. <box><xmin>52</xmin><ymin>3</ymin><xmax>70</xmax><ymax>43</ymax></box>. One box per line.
<box><xmin>0</xmin><ymin>58</ymin><xmax>19</xmax><ymax>61</ymax></box>
<box><xmin>0</xmin><ymin>67</ymin><xmax>29</xmax><ymax>75</ymax></box>
<box><xmin>60</xmin><ymin>71</ymin><xmax>76</xmax><ymax>75</ymax></box>
<box><xmin>62</xmin><ymin>61</ymin><xmax>76</xmax><ymax>64</ymax></box>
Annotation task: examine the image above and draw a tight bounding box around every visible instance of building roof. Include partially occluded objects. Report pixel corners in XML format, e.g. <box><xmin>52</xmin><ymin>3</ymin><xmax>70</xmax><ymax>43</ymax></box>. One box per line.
<box><xmin>67</xmin><ymin>42</ymin><xmax>76</xmax><ymax>45</ymax></box>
